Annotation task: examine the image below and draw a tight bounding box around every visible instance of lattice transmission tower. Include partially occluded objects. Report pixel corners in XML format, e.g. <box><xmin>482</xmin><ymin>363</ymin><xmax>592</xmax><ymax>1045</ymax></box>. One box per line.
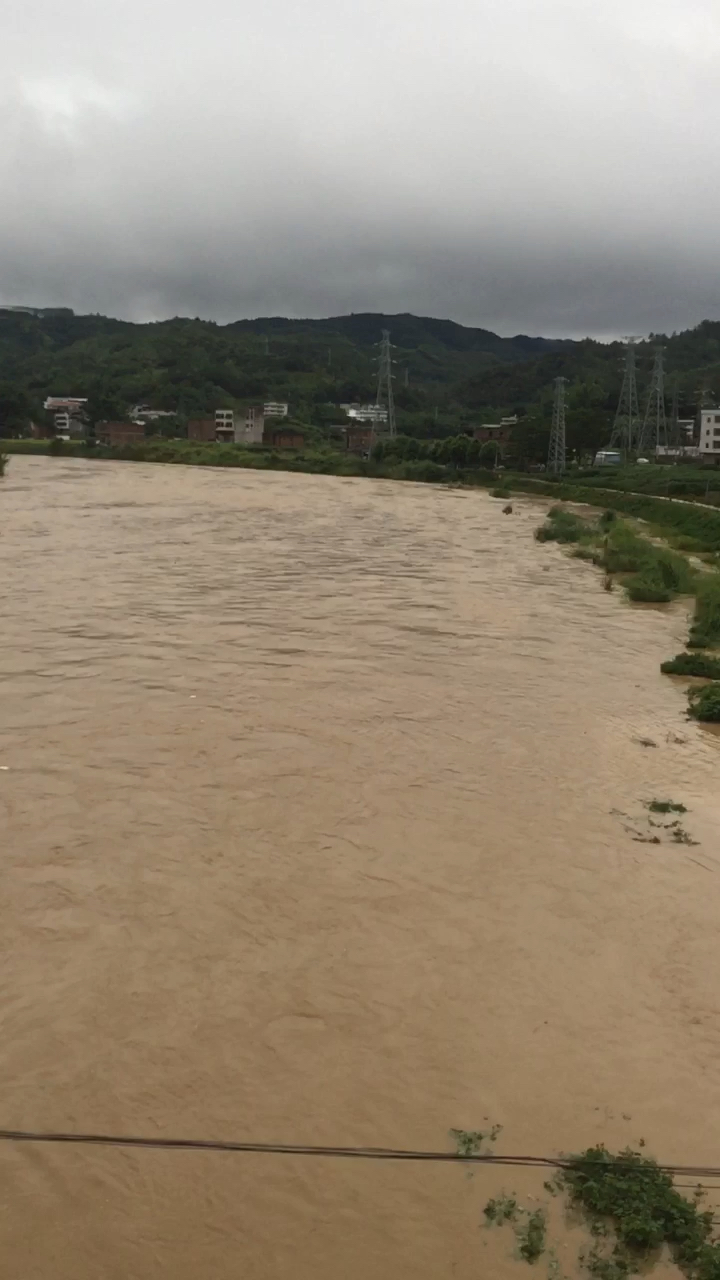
<box><xmin>639</xmin><ymin>347</ymin><xmax>668</xmax><ymax>454</ymax></box>
<box><xmin>547</xmin><ymin>377</ymin><xmax>567</xmax><ymax>474</ymax></box>
<box><xmin>668</xmin><ymin>381</ymin><xmax>680</xmax><ymax>447</ymax></box>
<box><xmin>376</xmin><ymin>330</ymin><xmax>397</xmax><ymax>437</ymax></box>
<box><xmin>610</xmin><ymin>337</ymin><xmax>642</xmax><ymax>454</ymax></box>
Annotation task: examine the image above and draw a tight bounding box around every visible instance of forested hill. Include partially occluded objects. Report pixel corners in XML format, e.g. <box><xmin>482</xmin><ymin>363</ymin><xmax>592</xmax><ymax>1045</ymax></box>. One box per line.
<box><xmin>1</xmin><ymin>308</ymin><xmax>720</xmax><ymax>449</ymax></box>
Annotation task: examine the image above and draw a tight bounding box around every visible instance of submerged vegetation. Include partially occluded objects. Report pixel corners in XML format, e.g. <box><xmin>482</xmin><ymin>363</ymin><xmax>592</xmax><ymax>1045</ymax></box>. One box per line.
<box><xmin>661</xmin><ymin>652</ymin><xmax>720</xmax><ymax>678</ymax></box>
<box><xmin>484</xmin><ymin>1194</ymin><xmax>547</xmax><ymax>1265</ymax></box>
<box><xmin>450</xmin><ymin>1124</ymin><xmax>502</xmax><ymax>1158</ymax></box>
<box><xmin>485</xmin><ymin>1145</ymin><xmax>720</xmax><ymax>1279</ymax></box>
<box><xmin>562</xmin><ymin>1147</ymin><xmax>720</xmax><ymax>1280</ymax></box>
<box><xmin>688</xmin><ymin>683</ymin><xmax>720</xmax><ymax>722</ymax></box>
<box><xmin>645</xmin><ymin>799</ymin><xmax>688</xmax><ymax>814</ymax></box>
<box><xmin>535</xmin><ymin>506</ymin><xmax>593</xmax><ymax>544</ymax></box>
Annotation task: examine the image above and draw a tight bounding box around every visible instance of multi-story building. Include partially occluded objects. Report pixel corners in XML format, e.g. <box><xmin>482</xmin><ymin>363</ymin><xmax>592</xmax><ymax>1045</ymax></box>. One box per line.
<box><xmin>237</xmin><ymin>406</ymin><xmax>265</xmax><ymax>445</ymax></box>
<box><xmin>43</xmin><ymin>396</ymin><xmax>88</xmax><ymax>439</ymax></box>
<box><xmin>699</xmin><ymin>409</ymin><xmax>720</xmax><ymax>460</ymax></box>
<box><xmin>264</xmin><ymin>401</ymin><xmax>289</xmax><ymax>419</ymax></box>
<box><xmin>215</xmin><ymin>409</ymin><xmax>235</xmax><ymax>442</ymax></box>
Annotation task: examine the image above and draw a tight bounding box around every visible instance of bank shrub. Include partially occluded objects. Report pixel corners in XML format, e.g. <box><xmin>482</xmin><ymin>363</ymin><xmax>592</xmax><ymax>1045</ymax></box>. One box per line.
<box><xmin>535</xmin><ymin>506</ymin><xmax>590</xmax><ymax>544</ymax></box>
<box><xmin>689</xmin><ymin>576</ymin><xmax>720</xmax><ymax>648</ymax></box>
<box><xmin>653</xmin><ymin>547</ymin><xmax>696</xmax><ymax>594</ymax></box>
<box><xmin>396</xmin><ymin>459</ymin><xmax>447</xmax><ymax>483</ymax></box>
<box><xmin>688</xmin><ymin>683</ymin><xmax>720</xmax><ymax>722</ymax></box>
<box><xmin>600</xmin><ymin>522</ymin><xmax>695</xmax><ymax>597</ymax></box>
<box><xmin>601</xmin><ymin>524</ymin><xmax>654</xmax><ymax>574</ymax></box>
<box><xmin>661</xmin><ymin>652</ymin><xmax>720</xmax><ymax>678</ymax></box>
<box><xmin>625</xmin><ymin>571</ymin><xmax>673</xmax><ymax>603</ymax></box>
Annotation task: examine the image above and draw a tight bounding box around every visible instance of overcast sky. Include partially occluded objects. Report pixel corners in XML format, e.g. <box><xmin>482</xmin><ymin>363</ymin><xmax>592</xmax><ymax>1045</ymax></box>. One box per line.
<box><xmin>2</xmin><ymin>0</ymin><xmax>719</xmax><ymax>338</ymax></box>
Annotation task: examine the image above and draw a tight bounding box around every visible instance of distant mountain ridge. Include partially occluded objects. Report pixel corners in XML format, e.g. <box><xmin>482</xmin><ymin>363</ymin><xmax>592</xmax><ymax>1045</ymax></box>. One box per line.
<box><xmin>1</xmin><ymin>308</ymin><xmax>719</xmax><ymax>449</ymax></box>
<box><xmin>226</xmin><ymin>311</ymin><xmax>575</xmax><ymax>363</ymax></box>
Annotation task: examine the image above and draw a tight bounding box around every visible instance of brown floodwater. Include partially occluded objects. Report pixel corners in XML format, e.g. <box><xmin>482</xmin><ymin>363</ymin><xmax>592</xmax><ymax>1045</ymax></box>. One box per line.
<box><xmin>2</xmin><ymin>456</ymin><xmax>720</xmax><ymax>1279</ymax></box>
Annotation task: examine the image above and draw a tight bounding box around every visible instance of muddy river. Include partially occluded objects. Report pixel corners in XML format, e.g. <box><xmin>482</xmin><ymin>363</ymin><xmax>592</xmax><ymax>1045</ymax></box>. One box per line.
<box><xmin>2</xmin><ymin>456</ymin><xmax>720</xmax><ymax>1279</ymax></box>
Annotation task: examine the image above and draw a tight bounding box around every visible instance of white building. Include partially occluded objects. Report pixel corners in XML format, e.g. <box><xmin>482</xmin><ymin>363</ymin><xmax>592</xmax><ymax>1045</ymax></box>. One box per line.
<box><xmin>129</xmin><ymin>404</ymin><xmax>176</xmax><ymax>422</ymax></box>
<box><xmin>340</xmin><ymin>403</ymin><xmax>389</xmax><ymax>424</ymax></box>
<box><xmin>656</xmin><ymin>446</ymin><xmax>701</xmax><ymax>460</ymax></box>
<box><xmin>44</xmin><ymin>396</ymin><xmax>87</xmax><ymax>439</ymax></box>
<box><xmin>699</xmin><ymin>409</ymin><xmax>720</xmax><ymax>458</ymax></box>
<box><xmin>264</xmin><ymin>401</ymin><xmax>289</xmax><ymax>418</ymax></box>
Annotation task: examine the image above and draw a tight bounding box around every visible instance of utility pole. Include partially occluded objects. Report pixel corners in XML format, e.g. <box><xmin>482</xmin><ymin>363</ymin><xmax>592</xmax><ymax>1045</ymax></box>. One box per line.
<box><xmin>547</xmin><ymin>377</ymin><xmax>567</xmax><ymax>475</ymax></box>
<box><xmin>404</xmin><ymin>366</ymin><xmax>409</xmax><ymax>388</ymax></box>
<box><xmin>639</xmin><ymin>347</ymin><xmax>668</xmax><ymax>455</ymax></box>
<box><xmin>376</xmin><ymin>329</ymin><xmax>396</xmax><ymax>437</ymax></box>
<box><xmin>264</xmin><ymin>337</ymin><xmax>270</xmax><ymax>357</ymax></box>
<box><xmin>610</xmin><ymin>337</ymin><xmax>642</xmax><ymax>455</ymax></box>
<box><xmin>327</xmin><ymin>347</ymin><xmax>332</xmax><ymax>369</ymax></box>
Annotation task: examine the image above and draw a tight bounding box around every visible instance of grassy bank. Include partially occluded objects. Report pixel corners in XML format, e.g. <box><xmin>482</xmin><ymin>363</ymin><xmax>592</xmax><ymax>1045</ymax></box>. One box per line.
<box><xmin>0</xmin><ymin>437</ymin><xmax>498</xmax><ymax>487</ymax></box>
<box><xmin>534</xmin><ymin>502</ymin><xmax>720</xmax><ymax>720</ymax></box>
<box><xmin>510</xmin><ymin>475</ymin><xmax>720</xmax><ymax>552</ymax></box>
<box><xmin>535</xmin><ymin>507</ymin><xmax>698</xmax><ymax>603</ymax></box>
<box><xmin>568</xmin><ymin>464</ymin><xmax>720</xmax><ymax>501</ymax></box>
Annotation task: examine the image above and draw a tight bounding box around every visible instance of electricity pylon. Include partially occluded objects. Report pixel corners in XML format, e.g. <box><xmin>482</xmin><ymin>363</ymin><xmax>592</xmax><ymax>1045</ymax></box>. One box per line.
<box><xmin>639</xmin><ymin>347</ymin><xmax>668</xmax><ymax>455</ymax></box>
<box><xmin>610</xmin><ymin>337</ymin><xmax>642</xmax><ymax>454</ymax></box>
<box><xmin>376</xmin><ymin>330</ymin><xmax>396</xmax><ymax>437</ymax></box>
<box><xmin>547</xmin><ymin>377</ymin><xmax>567</xmax><ymax>474</ymax></box>
<box><xmin>669</xmin><ymin>381</ymin><xmax>680</xmax><ymax>447</ymax></box>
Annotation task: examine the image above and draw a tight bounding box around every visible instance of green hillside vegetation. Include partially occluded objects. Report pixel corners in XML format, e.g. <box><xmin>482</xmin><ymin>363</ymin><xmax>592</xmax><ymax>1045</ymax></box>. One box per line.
<box><xmin>3</xmin><ymin>309</ymin><xmax>720</xmax><ymax>462</ymax></box>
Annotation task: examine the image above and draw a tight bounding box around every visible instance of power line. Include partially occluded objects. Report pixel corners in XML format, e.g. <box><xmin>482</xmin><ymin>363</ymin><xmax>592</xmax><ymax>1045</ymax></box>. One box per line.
<box><xmin>1</xmin><ymin>1130</ymin><xmax>720</xmax><ymax>1180</ymax></box>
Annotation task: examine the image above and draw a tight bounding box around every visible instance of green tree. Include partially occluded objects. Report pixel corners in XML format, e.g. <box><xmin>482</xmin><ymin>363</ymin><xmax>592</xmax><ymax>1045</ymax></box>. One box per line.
<box><xmin>478</xmin><ymin>440</ymin><xmax>501</xmax><ymax>468</ymax></box>
<box><xmin>0</xmin><ymin>383</ymin><xmax>32</xmax><ymax>436</ymax></box>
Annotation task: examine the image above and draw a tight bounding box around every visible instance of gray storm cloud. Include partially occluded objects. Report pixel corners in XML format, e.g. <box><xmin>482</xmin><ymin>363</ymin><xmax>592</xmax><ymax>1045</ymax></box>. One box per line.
<box><xmin>2</xmin><ymin>0</ymin><xmax>720</xmax><ymax>336</ymax></box>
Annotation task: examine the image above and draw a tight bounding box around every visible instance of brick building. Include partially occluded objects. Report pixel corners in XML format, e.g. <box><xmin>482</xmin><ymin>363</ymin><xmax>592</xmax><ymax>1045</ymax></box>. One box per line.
<box><xmin>343</xmin><ymin>424</ymin><xmax>374</xmax><ymax>453</ymax></box>
<box><xmin>265</xmin><ymin>426</ymin><xmax>304</xmax><ymax>449</ymax></box>
<box><xmin>97</xmin><ymin>421</ymin><xmax>146</xmax><ymax>447</ymax></box>
<box><xmin>471</xmin><ymin>416</ymin><xmax>518</xmax><ymax>456</ymax></box>
<box><xmin>188</xmin><ymin>418</ymin><xmax>217</xmax><ymax>442</ymax></box>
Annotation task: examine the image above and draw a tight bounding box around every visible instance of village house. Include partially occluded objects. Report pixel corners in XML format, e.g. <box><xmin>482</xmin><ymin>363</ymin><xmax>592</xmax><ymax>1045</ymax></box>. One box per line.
<box><xmin>96</xmin><ymin>421</ymin><xmax>146</xmax><ymax>447</ymax></box>
<box><xmin>265</xmin><ymin>425</ymin><xmax>304</xmax><ymax>449</ymax></box>
<box><xmin>187</xmin><ymin>418</ymin><xmax>217</xmax><ymax>442</ymax></box>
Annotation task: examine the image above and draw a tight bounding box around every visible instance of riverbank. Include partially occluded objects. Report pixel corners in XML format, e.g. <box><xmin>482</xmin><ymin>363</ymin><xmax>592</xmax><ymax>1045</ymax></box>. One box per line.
<box><xmin>0</xmin><ymin>436</ymin><xmax>498</xmax><ymax>488</ymax></box>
